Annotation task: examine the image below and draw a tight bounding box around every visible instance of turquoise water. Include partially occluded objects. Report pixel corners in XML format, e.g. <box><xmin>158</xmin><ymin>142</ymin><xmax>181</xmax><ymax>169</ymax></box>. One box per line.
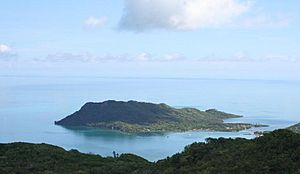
<box><xmin>0</xmin><ymin>76</ymin><xmax>299</xmax><ymax>161</ymax></box>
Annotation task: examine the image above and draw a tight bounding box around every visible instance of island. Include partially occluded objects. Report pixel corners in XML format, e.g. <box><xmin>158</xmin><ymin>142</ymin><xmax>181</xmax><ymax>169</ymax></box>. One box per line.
<box><xmin>1</xmin><ymin>129</ymin><xmax>299</xmax><ymax>174</ymax></box>
<box><xmin>55</xmin><ymin>100</ymin><xmax>260</xmax><ymax>133</ymax></box>
<box><xmin>288</xmin><ymin>122</ymin><xmax>300</xmax><ymax>133</ymax></box>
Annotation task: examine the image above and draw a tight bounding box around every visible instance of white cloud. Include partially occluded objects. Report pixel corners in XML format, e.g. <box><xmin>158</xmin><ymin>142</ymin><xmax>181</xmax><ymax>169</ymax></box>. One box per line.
<box><xmin>40</xmin><ymin>52</ymin><xmax>300</xmax><ymax>64</ymax></box>
<box><xmin>241</xmin><ymin>14</ymin><xmax>291</xmax><ymax>28</ymax></box>
<box><xmin>197</xmin><ymin>53</ymin><xmax>300</xmax><ymax>63</ymax></box>
<box><xmin>161</xmin><ymin>53</ymin><xmax>185</xmax><ymax>61</ymax></box>
<box><xmin>197</xmin><ymin>56</ymin><xmax>253</xmax><ymax>62</ymax></box>
<box><xmin>134</xmin><ymin>52</ymin><xmax>153</xmax><ymax>61</ymax></box>
<box><xmin>40</xmin><ymin>52</ymin><xmax>186</xmax><ymax>63</ymax></box>
<box><xmin>85</xmin><ymin>16</ymin><xmax>107</xmax><ymax>27</ymax></box>
<box><xmin>119</xmin><ymin>0</ymin><xmax>252</xmax><ymax>31</ymax></box>
<box><xmin>0</xmin><ymin>44</ymin><xmax>17</xmax><ymax>60</ymax></box>
<box><xmin>263</xmin><ymin>54</ymin><xmax>299</xmax><ymax>63</ymax></box>
<box><xmin>0</xmin><ymin>44</ymin><xmax>12</xmax><ymax>53</ymax></box>
<box><xmin>43</xmin><ymin>53</ymin><xmax>112</xmax><ymax>62</ymax></box>
<box><xmin>133</xmin><ymin>53</ymin><xmax>185</xmax><ymax>62</ymax></box>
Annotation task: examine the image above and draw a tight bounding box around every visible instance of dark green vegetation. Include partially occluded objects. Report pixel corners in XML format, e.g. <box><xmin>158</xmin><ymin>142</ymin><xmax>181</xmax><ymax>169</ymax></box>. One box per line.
<box><xmin>154</xmin><ymin>129</ymin><xmax>300</xmax><ymax>174</ymax></box>
<box><xmin>289</xmin><ymin>123</ymin><xmax>300</xmax><ymax>133</ymax></box>
<box><xmin>0</xmin><ymin>142</ymin><xmax>151</xmax><ymax>174</ymax></box>
<box><xmin>55</xmin><ymin>100</ymin><xmax>259</xmax><ymax>133</ymax></box>
<box><xmin>1</xmin><ymin>129</ymin><xmax>300</xmax><ymax>174</ymax></box>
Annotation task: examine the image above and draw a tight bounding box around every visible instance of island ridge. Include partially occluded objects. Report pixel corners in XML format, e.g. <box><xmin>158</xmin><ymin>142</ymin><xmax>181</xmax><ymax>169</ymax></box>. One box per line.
<box><xmin>55</xmin><ymin>100</ymin><xmax>261</xmax><ymax>133</ymax></box>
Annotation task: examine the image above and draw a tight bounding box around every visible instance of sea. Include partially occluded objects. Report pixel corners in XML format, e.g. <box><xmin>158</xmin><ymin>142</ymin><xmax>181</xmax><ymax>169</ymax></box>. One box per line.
<box><xmin>0</xmin><ymin>76</ymin><xmax>299</xmax><ymax>161</ymax></box>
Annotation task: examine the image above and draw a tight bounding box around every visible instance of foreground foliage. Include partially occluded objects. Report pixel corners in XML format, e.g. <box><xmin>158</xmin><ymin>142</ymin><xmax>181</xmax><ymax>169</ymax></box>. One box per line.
<box><xmin>0</xmin><ymin>143</ymin><xmax>151</xmax><ymax>174</ymax></box>
<box><xmin>155</xmin><ymin>129</ymin><xmax>300</xmax><ymax>174</ymax></box>
<box><xmin>1</xmin><ymin>129</ymin><xmax>300</xmax><ymax>174</ymax></box>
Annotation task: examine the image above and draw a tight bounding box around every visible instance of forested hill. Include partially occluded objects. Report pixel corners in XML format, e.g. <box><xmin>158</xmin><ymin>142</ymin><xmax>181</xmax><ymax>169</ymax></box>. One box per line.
<box><xmin>154</xmin><ymin>129</ymin><xmax>300</xmax><ymax>174</ymax></box>
<box><xmin>1</xmin><ymin>129</ymin><xmax>300</xmax><ymax>174</ymax></box>
<box><xmin>55</xmin><ymin>100</ymin><xmax>258</xmax><ymax>133</ymax></box>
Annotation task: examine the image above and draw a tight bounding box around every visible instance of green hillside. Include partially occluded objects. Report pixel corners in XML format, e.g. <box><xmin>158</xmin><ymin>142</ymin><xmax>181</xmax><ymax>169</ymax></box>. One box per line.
<box><xmin>55</xmin><ymin>100</ymin><xmax>259</xmax><ymax>133</ymax></box>
<box><xmin>1</xmin><ymin>129</ymin><xmax>299</xmax><ymax>174</ymax></box>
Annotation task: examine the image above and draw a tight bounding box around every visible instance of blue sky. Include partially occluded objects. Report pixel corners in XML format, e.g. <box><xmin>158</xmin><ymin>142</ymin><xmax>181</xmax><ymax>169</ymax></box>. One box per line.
<box><xmin>0</xmin><ymin>0</ymin><xmax>300</xmax><ymax>79</ymax></box>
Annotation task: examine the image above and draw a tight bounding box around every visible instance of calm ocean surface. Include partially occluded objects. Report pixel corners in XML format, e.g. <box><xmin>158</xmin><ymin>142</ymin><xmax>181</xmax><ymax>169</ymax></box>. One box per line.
<box><xmin>0</xmin><ymin>76</ymin><xmax>299</xmax><ymax>161</ymax></box>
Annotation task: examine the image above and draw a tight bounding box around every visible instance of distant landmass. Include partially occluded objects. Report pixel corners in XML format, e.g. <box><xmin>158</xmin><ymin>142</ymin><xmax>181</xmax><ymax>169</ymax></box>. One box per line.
<box><xmin>1</xmin><ymin>129</ymin><xmax>299</xmax><ymax>174</ymax></box>
<box><xmin>55</xmin><ymin>100</ymin><xmax>260</xmax><ymax>133</ymax></box>
<box><xmin>288</xmin><ymin>123</ymin><xmax>300</xmax><ymax>133</ymax></box>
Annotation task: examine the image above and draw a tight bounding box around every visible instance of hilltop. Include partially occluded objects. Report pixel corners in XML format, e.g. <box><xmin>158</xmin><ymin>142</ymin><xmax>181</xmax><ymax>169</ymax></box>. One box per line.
<box><xmin>288</xmin><ymin>123</ymin><xmax>300</xmax><ymax>133</ymax></box>
<box><xmin>55</xmin><ymin>100</ymin><xmax>259</xmax><ymax>133</ymax></box>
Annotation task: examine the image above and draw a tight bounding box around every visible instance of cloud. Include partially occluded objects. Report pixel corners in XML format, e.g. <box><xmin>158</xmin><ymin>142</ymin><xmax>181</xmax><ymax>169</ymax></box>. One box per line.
<box><xmin>197</xmin><ymin>53</ymin><xmax>300</xmax><ymax>63</ymax></box>
<box><xmin>134</xmin><ymin>52</ymin><xmax>153</xmax><ymax>61</ymax></box>
<box><xmin>119</xmin><ymin>0</ymin><xmax>252</xmax><ymax>31</ymax></box>
<box><xmin>85</xmin><ymin>16</ymin><xmax>107</xmax><ymax>27</ymax></box>
<box><xmin>132</xmin><ymin>53</ymin><xmax>185</xmax><ymax>62</ymax></box>
<box><xmin>42</xmin><ymin>53</ymin><xmax>111</xmax><ymax>62</ymax></box>
<box><xmin>0</xmin><ymin>44</ymin><xmax>17</xmax><ymax>60</ymax></box>
<box><xmin>197</xmin><ymin>55</ymin><xmax>253</xmax><ymax>62</ymax></box>
<box><xmin>161</xmin><ymin>53</ymin><xmax>186</xmax><ymax>61</ymax></box>
<box><xmin>39</xmin><ymin>52</ymin><xmax>186</xmax><ymax>63</ymax></box>
<box><xmin>262</xmin><ymin>54</ymin><xmax>299</xmax><ymax>63</ymax></box>
<box><xmin>241</xmin><ymin>14</ymin><xmax>292</xmax><ymax>28</ymax></box>
<box><xmin>38</xmin><ymin>52</ymin><xmax>299</xmax><ymax>64</ymax></box>
<box><xmin>0</xmin><ymin>44</ymin><xmax>12</xmax><ymax>53</ymax></box>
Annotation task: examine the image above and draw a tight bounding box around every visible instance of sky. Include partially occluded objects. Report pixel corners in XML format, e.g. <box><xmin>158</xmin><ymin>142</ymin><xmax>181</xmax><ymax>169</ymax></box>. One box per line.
<box><xmin>0</xmin><ymin>0</ymin><xmax>300</xmax><ymax>80</ymax></box>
